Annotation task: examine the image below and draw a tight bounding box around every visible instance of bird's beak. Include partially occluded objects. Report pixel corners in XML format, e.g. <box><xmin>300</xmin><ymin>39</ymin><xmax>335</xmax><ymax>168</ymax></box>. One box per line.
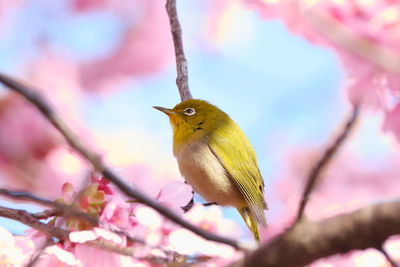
<box><xmin>153</xmin><ymin>106</ymin><xmax>178</xmax><ymax>115</ymax></box>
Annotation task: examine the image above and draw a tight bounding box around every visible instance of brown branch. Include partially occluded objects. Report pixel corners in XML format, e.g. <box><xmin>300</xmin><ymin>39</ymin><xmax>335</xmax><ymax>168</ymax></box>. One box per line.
<box><xmin>0</xmin><ymin>73</ymin><xmax>245</xmax><ymax>250</ymax></box>
<box><xmin>0</xmin><ymin>205</ymin><xmax>170</xmax><ymax>263</ymax></box>
<box><xmin>244</xmin><ymin>201</ymin><xmax>400</xmax><ymax>267</ymax></box>
<box><xmin>295</xmin><ymin>104</ymin><xmax>360</xmax><ymax>223</ymax></box>
<box><xmin>0</xmin><ymin>205</ymin><xmax>200</xmax><ymax>266</ymax></box>
<box><xmin>0</xmin><ymin>189</ymin><xmax>149</xmax><ymax>247</ymax></box>
<box><xmin>0</xmin><ymin>206</ymin><xmax>69</xmax><ymax>240</ymax></box>
<box><xmin>32</xmin><ymin>209</ymin><xmax>62</xmax><ymax>220</ymax></box>
<box><xmin>0</xmin><ymin>188</ymin><xmax>98</xmax><ymax>225</ymax></box>
<box><xmin>166</xmin><ymin>0</ymin><xmax>193</xmax><ymax>101</ymax></box>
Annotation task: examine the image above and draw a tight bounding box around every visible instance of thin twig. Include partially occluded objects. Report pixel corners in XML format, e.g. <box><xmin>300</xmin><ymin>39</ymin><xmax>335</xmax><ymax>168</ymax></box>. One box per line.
<box><xmin>0</xmin><ymin>73</ymin><xmax>245</xmax><ymax>250</ymax></box>
<box><xmin>378</xmin><ymin>246</ymin><xmax>399</xmax><ymax>267</ymax></box>
<box><xmin>166</xmin><ymin>0</ymin><xmax>193</xmax><ymax>101</ymax></box>
<box><xmin>295</xmin><ymin>105</ymin><xmax>360</xmax><ymax>223</ymax></box>
<box><xmin>0</xmin><ymin>188</ymin><xmax>98</xmax><ymax>225</ymax></box>
<box><xmin>0</xmin><ymin>206</ymin><xmax>69</xmax><ymax>240</ymax></box>
<box><xmin>0</xmin><ymin>188</ymin><xmax>150</xmax><ymax>247</ymax></box>
<box><xmin>32</xmin><ymin>209</ymin><xmax>62</xmax><ymax>220</ymax></box>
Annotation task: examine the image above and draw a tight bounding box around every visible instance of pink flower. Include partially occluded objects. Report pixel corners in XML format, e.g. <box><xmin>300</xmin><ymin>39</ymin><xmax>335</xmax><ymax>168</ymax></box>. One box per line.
<box><xmin>99</xmin><ymin>181</ymin><xmax>193</xmax><ymax>246</ymax></box>
<box><xmin>37</xmin><ymin>245</ymin><xmax>79</xmax><ymax>267</ymax></box>
<box><xmin>91</xmin><ymin>174</ymin><xmax>113</xmax><ymax>195</ymax></box>
<box><xmin>99</xmin><ymin>199</ymin><xmax>135</xmax><ymax>232</ymax></box>
<box><xmin>0</xmin><ymin>226</ymin><xmax>32</xmax><ymax>266</ymax></box>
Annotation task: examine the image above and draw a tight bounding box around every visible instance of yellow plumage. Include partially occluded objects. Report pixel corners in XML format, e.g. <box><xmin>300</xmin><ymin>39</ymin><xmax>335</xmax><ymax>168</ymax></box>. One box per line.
<box><xmin>154</xmin><ymin>99</ymin><xmax>267</xmax><ymax>243</ymax></box>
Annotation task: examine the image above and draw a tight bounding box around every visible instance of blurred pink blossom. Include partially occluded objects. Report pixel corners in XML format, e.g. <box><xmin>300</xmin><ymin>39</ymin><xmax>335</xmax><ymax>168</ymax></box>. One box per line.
<box><xmin>121</xmin><ymin>164</ymin><xmax>184</xmax><ymax>198</ymax></box>
<box><xmin>99</xmin><ymin>199</ymin><xmax>136</xmax><ymax>232</ymax></box>
<box><xmin>74</xmin><ymin>244</ymin><xmax>136</xmax><ymax>267</ymax></box>
<box><xmin>264</xmin><ymin>148</ymin><xmax>400</xmax><ymax>265</ymax></box>
<box><xmin>243</xmin><ymin>0</ymin><xmax>400</xmax><ymax>142</ymax></box>
<box><xmin>0</xmin><ymin>94</ymin><xmax>60</xmax><ymax>165</ymax></box>
<box><xmin>2</xmin><ymin>174</ymin><xmax>244</xmax><ymax>266</ymax></box>
<box><xmin>0</xmin><ymin>226</ymin><xmax>33</xmax><ymax>266</ymax></box>
<box><xmin>99</xmin><ymin>180</ymin><xmax>192</xmax><ymax>246</ymax></box>
<box><xmin>37</xmin><ymin>244</ymin><xmax>79</xmax><ymax>267</ymax></box>
<box><xmin>24</xmin><ymin>48</ymin><xmax>83</xmax><ymax>117</ymax></box>
<box><xmin>156</xmin><ymin>181</ymin><xmax>193</xmax><ymax>209</ymax></box>
<box><xmin>78</xmin><ymin>0</ymin><xmax>173</xmax><ymax>92</ymax></box>
<box><xmin>72</xmin><ymin>0</ymin><xmax>108</xmax><ymax>12</ymax></box>
<box><xmin>0</xmin><ymin>49</ymin><xmax>93</xmax><ymax>198</ymax></box>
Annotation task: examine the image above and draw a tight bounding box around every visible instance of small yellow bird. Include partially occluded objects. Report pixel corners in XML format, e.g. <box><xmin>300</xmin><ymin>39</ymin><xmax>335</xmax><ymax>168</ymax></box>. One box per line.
<box><xmin>154</xmin><ymin>99</ymin><xmax>267</xmax><ymax>242</ymax></box>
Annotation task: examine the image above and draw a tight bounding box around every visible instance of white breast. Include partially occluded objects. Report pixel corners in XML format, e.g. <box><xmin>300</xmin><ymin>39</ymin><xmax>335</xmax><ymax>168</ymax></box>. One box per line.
<box><xmin>175</xmin><ymin>140</ymin><xmax>244</xmax><ymax>207</ymax></box>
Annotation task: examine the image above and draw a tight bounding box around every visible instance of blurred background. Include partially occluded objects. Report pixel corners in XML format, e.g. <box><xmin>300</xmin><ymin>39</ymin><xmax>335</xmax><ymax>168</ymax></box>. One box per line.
<box><xmin>0</xmin><ymin>1</ymin><xmax>398</xmax><ymax>261</ymax></box>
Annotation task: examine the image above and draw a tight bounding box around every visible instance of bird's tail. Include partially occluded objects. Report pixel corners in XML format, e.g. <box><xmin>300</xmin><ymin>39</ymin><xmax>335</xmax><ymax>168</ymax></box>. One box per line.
<box><xmin>238</xmin><ymin>207</ymin><xmax>260</xmax><ymax>244</ymax></box>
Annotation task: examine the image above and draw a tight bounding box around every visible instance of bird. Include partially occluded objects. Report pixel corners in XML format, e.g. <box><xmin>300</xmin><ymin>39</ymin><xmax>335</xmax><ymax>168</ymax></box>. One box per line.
<box><xmin>154</xmin><ymin>99</ymin><xmax>267</xmax><ymax>242</ymax></box>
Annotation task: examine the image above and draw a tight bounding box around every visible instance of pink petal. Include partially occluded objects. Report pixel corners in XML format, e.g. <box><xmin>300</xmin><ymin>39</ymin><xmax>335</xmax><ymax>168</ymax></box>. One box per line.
<box><xmin>45</xmin><ymin>245</ymin><xmax>78</xmax><ymax>266</ymax></box>
<box><xmin>99</xmin><ymin>200</ymin><xmax>133</xmax><ymax>231</ymax></box>
<box><xmin>135</xmin><ymin>206</ymin><xmax>162</xmax><ymax>230</ymax></box>
<box><xmin>93</xmin><ymin>228</ymin><xmax>124</xmax><ymax>245</ymax></box>
<box><xmin>69</xmin><ymin>230</ymin><xmax>97</xmax><ymax>243</ymax></box>
<box><xmin>156</xmin><ymin>181</ymin><xmax>193</xmax><ymax>208</ymax></box>
<box><xmin>74</xmin><ymin>244</ymin><xmax>131</xmax><ymax>267</ymax></box>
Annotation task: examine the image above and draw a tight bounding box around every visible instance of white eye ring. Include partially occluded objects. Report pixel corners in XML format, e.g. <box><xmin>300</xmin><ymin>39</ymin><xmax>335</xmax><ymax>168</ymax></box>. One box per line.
<box><xmin>183</xmin><ymin>107</ymin><xmax>196</xmax><ymax>116</ymax></box>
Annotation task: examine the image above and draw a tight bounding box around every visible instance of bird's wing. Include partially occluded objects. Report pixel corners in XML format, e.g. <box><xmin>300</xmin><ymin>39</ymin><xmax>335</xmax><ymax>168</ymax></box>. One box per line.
<box><xmin>208</xmin><ymin>119</ymin><xmax>267</xmax><ymax>226</ymax></box>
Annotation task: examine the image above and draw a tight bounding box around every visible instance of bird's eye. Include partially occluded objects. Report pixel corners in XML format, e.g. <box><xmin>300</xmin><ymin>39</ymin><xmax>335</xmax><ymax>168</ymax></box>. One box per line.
<box><xmin>183</xmin><ymin>107</ymin><xmax>196</xmax><ymax>116</ymax></box>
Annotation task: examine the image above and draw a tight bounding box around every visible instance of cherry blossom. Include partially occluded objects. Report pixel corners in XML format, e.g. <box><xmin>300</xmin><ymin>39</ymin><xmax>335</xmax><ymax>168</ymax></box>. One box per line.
<box><xmin>243</xmin><ymin>0</ymin><xmax>400</xmax><ymax>143</ymax></box>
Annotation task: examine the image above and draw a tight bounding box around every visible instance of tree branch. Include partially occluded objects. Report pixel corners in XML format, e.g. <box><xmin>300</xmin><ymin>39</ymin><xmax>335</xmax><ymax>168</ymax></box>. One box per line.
<box><xmin>0</xmin><ymin>206</ymin><xmax>154</xmax><ymax>260</ymax></box>
<box><xmin>166</xmin><ymin>0</ymin><xmax>193</xmax><ymax>101</ymax></box>
<box><xmin>0</xmin><ymin>188</ymin><xmax>98</xmax><ymax>225</ymax></box>
<box><xmin>0</xmin><ymin>188</ymin><xmax>151</xmax><ymax>247</ymax></box>
<box><xmin>295</xmin><ymin>104</ymin><xmax>360</xmax><ymax>223</ymax></box>
<box><xmin>244</xmin><ymin>201</ymin><xmax>400</xmax><ymax>267</ymax></box>
<box><xmin>0</xmin><ymin>73</ymin><xmax>245</xmax><ymax>250</ymax></box>
<box><xmin>32</xmin><ymin>209</ymin><xmax>62</xmax><ymax>220</ymax></box>
<box><xmin>0</xmin><ymin>206</ymin><xmax>69</xmax><ymax>240</ymax></box>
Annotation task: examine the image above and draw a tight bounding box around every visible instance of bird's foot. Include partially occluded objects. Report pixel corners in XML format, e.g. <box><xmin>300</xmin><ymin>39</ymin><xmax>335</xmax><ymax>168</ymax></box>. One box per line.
<box><xmin>181</xmin><ymin>194</ymin><xmax>195</xmax><ymax>213</ymax></box>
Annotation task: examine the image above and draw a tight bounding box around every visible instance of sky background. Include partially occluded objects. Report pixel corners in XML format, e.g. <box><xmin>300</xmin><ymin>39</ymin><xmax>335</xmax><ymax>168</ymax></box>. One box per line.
<box><xmin>0</xmin><ymin>0</ymin><xmax>397</xmax><ymax>239</ymax></box>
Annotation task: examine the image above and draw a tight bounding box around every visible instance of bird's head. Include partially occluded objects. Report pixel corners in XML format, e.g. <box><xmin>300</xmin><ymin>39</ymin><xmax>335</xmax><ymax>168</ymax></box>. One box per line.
<box><xmin>153</xmin><ymin>99</ymin><xmax>229</xmax><ymax>146</ymax></box>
